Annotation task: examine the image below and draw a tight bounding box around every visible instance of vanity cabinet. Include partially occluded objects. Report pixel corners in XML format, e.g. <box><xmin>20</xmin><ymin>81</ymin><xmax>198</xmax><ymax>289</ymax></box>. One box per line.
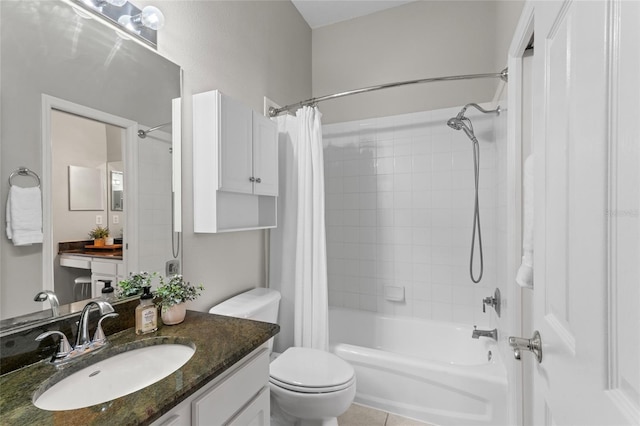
<box><xmin>90</xmin><ymin>259</ymin><xmax>125</xmax><ymax>297</ymax></box>
<box><xmin>193</xmin><ymin>90</ymin><xmax>278</xmax><ymax>233</ymax></box>
<box><xmin>152</xmin><ymin>346</ymin><xmax>270</xmax><ymax>426</ymax></box>
<box><xmin>59</xmin><ymin>254</ymin><xmax>124</xmax><ymax>298</ymax></box>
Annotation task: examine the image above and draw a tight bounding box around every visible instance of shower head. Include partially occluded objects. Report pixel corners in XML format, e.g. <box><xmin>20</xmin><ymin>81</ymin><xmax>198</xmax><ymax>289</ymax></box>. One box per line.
<box><xmin>447</xmin><ymin>116</ymin><xmax>478</xmax><ymax>143</ymax></box>
<box><xmin>447</xmin><ymin>103</ymin><xmax>500</xmax><ymax>143</ymax></box>
<box><xmin>447</xmin><ymin>117</ymin><xmax>464</xmax><ymax>130</ymax></box>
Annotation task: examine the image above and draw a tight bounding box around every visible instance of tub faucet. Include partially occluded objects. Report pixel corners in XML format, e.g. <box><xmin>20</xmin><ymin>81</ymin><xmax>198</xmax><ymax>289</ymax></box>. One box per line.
<box><xmin>34</xmin><ymin>290</ymin><xmax>59</xmax><ymax>317</ymax></box>
<box><xmin>472</xmin><ymin>326</ymin><xmax>498</xmax><ymax>341</ymax></box>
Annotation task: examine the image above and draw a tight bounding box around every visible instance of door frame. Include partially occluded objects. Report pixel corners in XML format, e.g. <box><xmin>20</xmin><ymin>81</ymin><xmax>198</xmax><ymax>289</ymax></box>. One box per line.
<box><xmin>41</xmin><ymin>95</ymin><xmax>139</xmax><ymax>291</ymax></box>
<box><xmin>504</xmin><ymin>3</ymin><xmax>536</xmax><ymax>426</ymax></box>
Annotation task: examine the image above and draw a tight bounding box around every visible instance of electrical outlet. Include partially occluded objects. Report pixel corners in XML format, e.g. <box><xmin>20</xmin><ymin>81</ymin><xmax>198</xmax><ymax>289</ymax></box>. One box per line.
<box><xmin>113</xmin><ymin>215</ymin><xmax>119</xmax><ymax>224</ymax></box>
<box><xmin>166</xmin><ymin>259</ymin><xmax>180</xmax><ymax>276</ymax></box>
<box><xmin>96</xmin><ymin>215</ymin><xmax>103</xmax><ymax>225</ymax></box>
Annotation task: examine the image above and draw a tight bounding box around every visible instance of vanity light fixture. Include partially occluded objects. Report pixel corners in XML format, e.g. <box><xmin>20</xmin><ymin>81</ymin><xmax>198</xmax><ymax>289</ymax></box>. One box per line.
<box><xmin>68</xmin><ymin>0</ymin><xmax>165</xmax><ymax>49</ymax></box>
<box><xmin>118</xmin><ymin>6</ymin><xmax>165</xmax><ymax>32</ymax></box>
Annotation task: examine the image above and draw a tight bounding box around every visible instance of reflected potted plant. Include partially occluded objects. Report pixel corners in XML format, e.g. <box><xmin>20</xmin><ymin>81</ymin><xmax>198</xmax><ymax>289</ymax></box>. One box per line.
<box><xmin>118</xmin><ymin>271</ymin><xmax>156</xmax><ymax>298</ymax></box>
<box><xmin>88</xmin><ymin>226</ymin><xmax>110</xmax><ymax>247</ymax></box>
<box><xmin>155</xmin><ymin>275</ymin><xmax>204</xmax><ymax>325</ymax></box>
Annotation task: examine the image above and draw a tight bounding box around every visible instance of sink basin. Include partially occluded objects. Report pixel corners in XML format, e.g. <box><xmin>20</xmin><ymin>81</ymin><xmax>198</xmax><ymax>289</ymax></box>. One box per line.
<box><xmin>33</xmin><ymin>342</ymin><xmax>195</xmax><ymax>411</ymax></box>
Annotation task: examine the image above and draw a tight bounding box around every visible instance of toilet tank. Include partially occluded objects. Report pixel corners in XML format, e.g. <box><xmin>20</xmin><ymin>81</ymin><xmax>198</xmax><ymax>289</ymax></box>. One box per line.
<box><xmin>209</xmin><ymin>288</ymin><xmax>281</xmax><ymax>323</ymax></box>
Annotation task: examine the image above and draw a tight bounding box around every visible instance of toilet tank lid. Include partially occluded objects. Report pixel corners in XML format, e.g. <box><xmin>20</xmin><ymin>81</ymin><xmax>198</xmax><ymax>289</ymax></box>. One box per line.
<box><xmin>209</xmin><ymin>288</ymin><xmax>281</xmax><ymax>318</ymax></box>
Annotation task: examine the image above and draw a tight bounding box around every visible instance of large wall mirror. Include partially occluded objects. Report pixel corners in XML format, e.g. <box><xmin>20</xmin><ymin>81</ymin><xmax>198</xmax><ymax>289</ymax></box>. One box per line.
<box><xmin>0</xmin><ymin>1</ymin><xmax>182</xmax><ymax>330</ymax></box>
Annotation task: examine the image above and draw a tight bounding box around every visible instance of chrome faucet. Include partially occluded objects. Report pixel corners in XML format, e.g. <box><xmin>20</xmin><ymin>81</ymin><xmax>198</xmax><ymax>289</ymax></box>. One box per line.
<box><xmin>75</xmin><ymin>300</ymin><xmax>117</xmax><ymax>350</ymax></box>
<box><xmin>472</xmin><ymin>326</ymin><xmax>498</xmax><ymax>341</ymax></box>
<box><xmin>35</xmin><ymin>300</ymin><xmax>118</xmax><ymax>364</ymax></box>
<box><xmin>34</xmin><ymin>290</ymin><xmax>60</xmax><ymax>317</ymax></box>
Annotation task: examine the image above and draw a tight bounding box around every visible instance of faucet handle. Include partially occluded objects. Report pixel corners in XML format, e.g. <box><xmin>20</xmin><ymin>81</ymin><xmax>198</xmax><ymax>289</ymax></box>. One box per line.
<box><xmin>93</xmin><ymin>312</ymin><xmax>119</xmax><ymax>344</ymax></box>
<box><xmin>36</xmin><ymin>331</ymin><xmax>72</xmax><ymax>359</ymax></box>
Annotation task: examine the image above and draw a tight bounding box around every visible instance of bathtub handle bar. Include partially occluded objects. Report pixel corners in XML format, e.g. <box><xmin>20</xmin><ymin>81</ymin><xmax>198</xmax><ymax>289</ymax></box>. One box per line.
<box><xmin>508</xmin><ymin>330</ymin><xmax>542</xmax><ymax>364</ymax></box>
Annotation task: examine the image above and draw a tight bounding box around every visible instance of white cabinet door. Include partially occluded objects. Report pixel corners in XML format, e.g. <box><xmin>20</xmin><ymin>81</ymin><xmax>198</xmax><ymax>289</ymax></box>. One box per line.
<box><xmin>220</xmin><ymin>94</ymin><xmax>253</xmax><ymax>194</ymax></box>
<box><xmin>227</xmin><ymin>387</ymin><xmax>270</xmax><ymax>426</ymax></box>
<box><xmin>530</xmin><ymin>1</ymin><xmax>639</xmax><ymax>425</ymax></box>
<box><xmin>252</xmin><ymin>111</ymin><xmax>278</xmax><ymax>196</ymax></box>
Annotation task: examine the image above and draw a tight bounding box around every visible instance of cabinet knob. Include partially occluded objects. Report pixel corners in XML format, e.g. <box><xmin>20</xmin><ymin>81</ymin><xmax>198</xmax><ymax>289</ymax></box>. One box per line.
<box><xmin>255</xmin><ymin>178</ymin><xmax>262</xmax><ymax>183</ymax></box>
<box><xmin>249</xmin><ymin>177</ymin><xmax>255</xmax><ymax>182</ymax></box>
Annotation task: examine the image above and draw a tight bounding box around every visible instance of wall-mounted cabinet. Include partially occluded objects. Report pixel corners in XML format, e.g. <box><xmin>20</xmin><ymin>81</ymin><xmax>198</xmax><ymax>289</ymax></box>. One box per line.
<box><xmin>193</xmin><ymin>90</ymin><xmax>278</xmax><ymax>233</ymax></box>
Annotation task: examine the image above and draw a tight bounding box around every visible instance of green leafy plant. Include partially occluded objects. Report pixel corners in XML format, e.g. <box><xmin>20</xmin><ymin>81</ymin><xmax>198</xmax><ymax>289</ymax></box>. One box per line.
<box><xmin>88</xmin><ymin>225</ymin><xmax>110</xmax><ymax>239</ymax></box>
<box><xmin>118</xmin><ymin>271</ymin><xmax>156</xmax><ymax>297</ymax></box>
<box><xmin>155</xmin><ymin>275</ymin><xmax>204</xmax><ymax>312</ymax></box>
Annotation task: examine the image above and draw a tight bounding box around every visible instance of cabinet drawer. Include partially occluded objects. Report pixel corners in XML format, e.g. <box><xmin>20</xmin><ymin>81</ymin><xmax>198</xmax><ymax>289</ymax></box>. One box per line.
<box><xmin>192</xmin><ymin>348</ymin><xmax>269</xmax><ymax>425</ymax></box>
<box><xmin>91</xmin><ymin>260</ymin><xmax>118</xmax><ymax>275</ymax></box>
<box><xmin>60</xmin><ymin>256</ymin><xmax>91</xmax><ymax>270</ymax></box>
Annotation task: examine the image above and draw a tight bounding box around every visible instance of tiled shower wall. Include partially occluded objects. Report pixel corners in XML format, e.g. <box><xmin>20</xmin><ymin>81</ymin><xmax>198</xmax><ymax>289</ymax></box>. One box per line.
<box><xmin>323</xmin><ymin>106</ymin><xmax>499</xmax><ymax>325</ymax></box>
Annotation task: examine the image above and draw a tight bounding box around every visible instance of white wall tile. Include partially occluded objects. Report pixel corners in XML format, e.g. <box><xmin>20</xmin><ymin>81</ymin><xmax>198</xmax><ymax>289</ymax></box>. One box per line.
<box><xmin>324</xmin><ymin>104</ymin><xmax>499</xmax><ymax>325</ymax></box>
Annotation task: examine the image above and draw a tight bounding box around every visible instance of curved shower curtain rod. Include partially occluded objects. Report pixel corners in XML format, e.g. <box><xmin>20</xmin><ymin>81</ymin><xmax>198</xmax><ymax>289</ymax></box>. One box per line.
<box><xmin>138</xmin><ymin>122</ymin><xmax>171</xmax><ymax>139</ymax></box>
<box><xmin>268</xmin><ymin>68</ymin><xmax>508</xmax><ymax>117</ymax></box>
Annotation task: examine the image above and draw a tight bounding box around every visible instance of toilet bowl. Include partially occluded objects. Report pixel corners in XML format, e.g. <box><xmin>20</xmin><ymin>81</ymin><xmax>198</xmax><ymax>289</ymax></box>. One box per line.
<box><xmin>269</xmin><ymin>347</ymin><xmax>355</xmax><ymax>426</ymax></box>
<box><xmin>209</xmin><ymin>288</ymin><xmax>356</xmax><ymax>426</ymax></box>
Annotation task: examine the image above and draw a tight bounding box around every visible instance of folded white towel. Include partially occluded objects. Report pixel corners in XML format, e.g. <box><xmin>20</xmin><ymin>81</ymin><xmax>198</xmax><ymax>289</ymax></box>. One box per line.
<box><xmin>516</xmin><ymin>155</ymin><xmax>534</xmax><ymax>288</ymax></box>
<box><xmin>6</xmin><ymin>185</ymin><xmax>43</xmax><ymax>246</ymax></box>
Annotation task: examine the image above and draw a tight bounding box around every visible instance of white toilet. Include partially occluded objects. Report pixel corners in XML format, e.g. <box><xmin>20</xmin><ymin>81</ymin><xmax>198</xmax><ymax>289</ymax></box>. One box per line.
<box><xmin>209</xmin><ymin>288</ymin><xmax>355</xmax><ymax>426</ymax></box>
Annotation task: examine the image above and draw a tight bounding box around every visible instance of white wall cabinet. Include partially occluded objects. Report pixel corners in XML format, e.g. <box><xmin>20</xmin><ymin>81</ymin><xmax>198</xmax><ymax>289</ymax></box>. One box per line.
<box><xmin>151</xmin><ymin>347</ymin><xmax>270</xmax><ymax>426</ymax></box>
<box><xmin>193</xmin><ymin>90</ymin><xmax>278</xmax><ymax>233</ymax></box>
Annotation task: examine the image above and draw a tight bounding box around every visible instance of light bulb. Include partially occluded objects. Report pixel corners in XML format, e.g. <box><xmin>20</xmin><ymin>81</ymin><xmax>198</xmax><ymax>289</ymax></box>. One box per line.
<box><xmin>106</xmin><ymin>0</ymin><xmax>128</xmax><ymax>6</ymax></box>
<box><xmin>118</xmin><ymin>5</ymin><xmax>165</xmax><ymax>32</ymax></box>
<box><xmin>138</xmin><ymin>6</ymin><xmax>165</xmax><ymax>30</ymax></box>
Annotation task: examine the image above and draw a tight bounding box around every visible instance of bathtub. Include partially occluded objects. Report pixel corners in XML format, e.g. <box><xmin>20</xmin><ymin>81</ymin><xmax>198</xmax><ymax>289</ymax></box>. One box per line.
<box><xmin>329</xmin><ymin>307</ymin><xmax>507</xmax><ymax>426</ymax></box>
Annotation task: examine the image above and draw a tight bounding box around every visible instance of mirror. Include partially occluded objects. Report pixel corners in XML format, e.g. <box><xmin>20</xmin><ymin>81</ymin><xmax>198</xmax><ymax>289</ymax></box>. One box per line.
<box><xmin>0</xmin><ymin>1</ymin><xmax>181</xmax><ymax>330</ymax></box>
<box><xmin>111</xmin><ymin>171</ymin><xmax>124</xmax><ymax>211</ymax></box>
<box><xmin>68</xmin><ymin>165</ymin><xmax>106</xmax><ymax>211</ymax></box>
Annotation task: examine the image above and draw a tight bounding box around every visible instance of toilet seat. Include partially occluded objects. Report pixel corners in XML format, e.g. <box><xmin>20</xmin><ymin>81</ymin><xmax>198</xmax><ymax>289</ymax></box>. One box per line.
<box><xmin>269</xmin><ymin>347</ymin><xmax>355</xmax><ymax>394</ymax></box>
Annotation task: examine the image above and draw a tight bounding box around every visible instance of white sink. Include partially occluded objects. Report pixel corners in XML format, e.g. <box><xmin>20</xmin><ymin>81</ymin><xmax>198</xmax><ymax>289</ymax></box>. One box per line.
<box><xmin>34</xmin><ymin>343</ymin><xmax>195</xmax><ymax>411</ymax></box>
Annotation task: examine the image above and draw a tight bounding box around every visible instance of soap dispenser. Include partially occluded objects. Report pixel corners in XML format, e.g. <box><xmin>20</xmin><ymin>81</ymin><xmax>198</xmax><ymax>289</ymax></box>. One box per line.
<box><xmin>100</xmin><ymin>280</ymin><xmax>115</xmax><ymax>302</ymax></box>
<box><xmin>135</xmin><ymin>286</ymin><xmax>158</xmax><ymax>335</ymax></box>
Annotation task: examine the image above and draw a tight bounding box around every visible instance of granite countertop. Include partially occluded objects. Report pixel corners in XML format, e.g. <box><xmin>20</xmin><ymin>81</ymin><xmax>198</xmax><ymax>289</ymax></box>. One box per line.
<box><xmin>58</xmin><ymin>240</ymin><xmax>123</xmax><ymax>260</ymax></box>
<box><xmin>0</xmin><ymin>311</ymin><xmax>279</xmax><ymax>425</ymax></box>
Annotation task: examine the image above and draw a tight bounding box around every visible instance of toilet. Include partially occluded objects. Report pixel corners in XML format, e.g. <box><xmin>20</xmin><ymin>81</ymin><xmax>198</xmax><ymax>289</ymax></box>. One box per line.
<box><xmin>209</xmin><ymin>288</ymin><xmax>355</xmax><ymax>426</ymax></box>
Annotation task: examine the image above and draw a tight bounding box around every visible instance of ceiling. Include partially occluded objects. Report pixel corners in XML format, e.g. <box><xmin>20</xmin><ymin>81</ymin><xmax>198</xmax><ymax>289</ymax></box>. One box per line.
<box><xmin>291</xmin><ymin>0</ymin><xmax>416</xmax><ymax>29</ymax></box>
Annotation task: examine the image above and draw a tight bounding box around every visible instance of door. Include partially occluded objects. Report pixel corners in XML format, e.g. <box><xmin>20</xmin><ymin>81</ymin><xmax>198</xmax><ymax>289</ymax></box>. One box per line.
<box><xmin>530</xmin><ymin>1</ymin><xmax>639</xmax><ymax>425</ymax></box>
<box><xmin>220</xmin><ymin>92</ymin><xmax>253</xmax><ymax>194</ymax></box>
<box><xmin>252</xmin><ymin>111</ymin><xmax>278</xmax><ymax>196</ymax></box>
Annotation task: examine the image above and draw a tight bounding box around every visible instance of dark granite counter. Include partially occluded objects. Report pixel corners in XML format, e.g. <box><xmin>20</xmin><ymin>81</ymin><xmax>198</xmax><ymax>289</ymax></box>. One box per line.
<box><xmin>58</xmin><ymin>240</ymin><xmax>123</xmax><ymax>260</ymax></box>
<box><xmin>0</xmin><ymin>311</ymin><xmax>279</xmax><ymax>425</ymax></box>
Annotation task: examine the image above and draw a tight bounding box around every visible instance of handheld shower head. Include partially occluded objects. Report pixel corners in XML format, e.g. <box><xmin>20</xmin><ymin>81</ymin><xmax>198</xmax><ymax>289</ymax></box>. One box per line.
<box><xmin>447</xmin><ymin>117</ymin><xmax>463</xmax><ymax>130</ymax></box>
<box><xmin>447</xmin><ymin>116</ymin><xmax>478</xmax><ymax>143</ymax></box>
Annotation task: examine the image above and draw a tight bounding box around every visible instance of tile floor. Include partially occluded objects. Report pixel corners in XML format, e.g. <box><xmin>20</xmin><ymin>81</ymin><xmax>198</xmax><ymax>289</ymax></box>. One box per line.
<box><xmin>338</xmin><ymin>403</ymin><xmax>434</xmax><ymax>426</ymax></box>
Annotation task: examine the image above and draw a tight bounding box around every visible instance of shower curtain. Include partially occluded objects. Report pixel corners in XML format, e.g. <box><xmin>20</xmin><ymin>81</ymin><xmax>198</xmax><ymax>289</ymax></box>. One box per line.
<box><xmin>270</xmin><ymin>106</ymin><xmax>329</xmax><ymax>352</ymax></box>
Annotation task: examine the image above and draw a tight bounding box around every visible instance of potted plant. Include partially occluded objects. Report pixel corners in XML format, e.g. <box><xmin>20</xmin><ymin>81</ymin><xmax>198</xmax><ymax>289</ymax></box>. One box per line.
<box><xmin>155</xmin><ymin>275</ymin><xmax>204</xmax><ymax>325</ymax></box>
<box><xmin>118</xmin><ymin>271</ymin><xmax>156</xmax><ymax>298</ymax></box>
<box><xmin>88</xmin><ymin>225</ymin><xmax>110</xmax><ymax>247</ymax></box>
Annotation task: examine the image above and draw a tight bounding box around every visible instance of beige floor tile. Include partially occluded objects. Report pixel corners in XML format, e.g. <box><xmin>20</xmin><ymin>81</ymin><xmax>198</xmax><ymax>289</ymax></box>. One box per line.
<box><xmin>385</xmin><ymin>413</ymin><xmax>433</xmax><ymax>426</ymax></box>
<box><xmin>338</xmin><ymin>403</ymin><xmax>387</xmax><ymax>426</ymax></box>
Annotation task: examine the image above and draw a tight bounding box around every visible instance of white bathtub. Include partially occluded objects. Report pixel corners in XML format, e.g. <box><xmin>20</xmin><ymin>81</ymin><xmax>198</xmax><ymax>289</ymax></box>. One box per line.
<box><xmin>329</xmin><ymin>307</ymin><xmax>507</xmax><ymax>426</ymax></box>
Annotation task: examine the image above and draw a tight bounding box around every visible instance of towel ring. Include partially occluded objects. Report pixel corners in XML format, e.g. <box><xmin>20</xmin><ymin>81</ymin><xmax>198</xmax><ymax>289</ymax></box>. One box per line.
<box><xmin>9</xmin><ymin>167</ymin><xmax>41</xmax><ymax>187</ymax></box>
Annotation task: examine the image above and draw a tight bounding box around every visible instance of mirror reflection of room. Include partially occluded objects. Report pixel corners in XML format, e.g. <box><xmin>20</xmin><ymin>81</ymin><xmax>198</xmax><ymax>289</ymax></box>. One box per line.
<box><xmin>52</xmin><ymin>110</ymin><xmax>125</xmax><ymax>306</ymax></box>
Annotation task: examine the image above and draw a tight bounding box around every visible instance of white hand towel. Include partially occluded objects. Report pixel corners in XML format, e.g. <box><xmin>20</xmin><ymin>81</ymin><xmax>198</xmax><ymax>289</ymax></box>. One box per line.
<box><xmin>516</xmin><ymin>155</ymin><xmax>534</xmax><ymax>288</ymax></box>
<box><xmin>6</xmin><ymin>185</ymin><xmax>43</xmax><ymax>246</ymax></box>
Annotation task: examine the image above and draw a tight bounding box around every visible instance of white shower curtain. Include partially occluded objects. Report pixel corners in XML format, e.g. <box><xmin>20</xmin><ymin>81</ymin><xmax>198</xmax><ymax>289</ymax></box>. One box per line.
<box><xmin>270</xmin><ymin>106</ymin><xmax>328</xmax><ymax>352</ymax></box>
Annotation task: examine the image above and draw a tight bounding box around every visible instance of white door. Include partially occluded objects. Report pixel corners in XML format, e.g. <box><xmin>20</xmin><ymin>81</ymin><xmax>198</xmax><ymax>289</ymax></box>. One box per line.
<box><xmin>252</xmin><ymin>111</ymin><xmax>279</xmax><ymax>196</ymax></box>
<box><xmin>220</xmin><ymin>92</ymin><xmax>253</xmax><ymax>194</ymax></box>
<box><xmin>530</xmin><ymin>0</ymin><xmax>639</xmax><ymax>425</ymax></box>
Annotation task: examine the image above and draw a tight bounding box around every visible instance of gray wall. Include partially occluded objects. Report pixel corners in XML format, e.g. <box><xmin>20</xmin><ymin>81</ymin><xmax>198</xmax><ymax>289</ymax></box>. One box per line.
<box><xmin>312</xmin><ymin>1</ymin><xmax>524</xmax><ymax>123</ymax></box>
<box><xmin>140</xmin><ymin>1</ymin><xmax>312</xmax><ymax>311</ymax></box>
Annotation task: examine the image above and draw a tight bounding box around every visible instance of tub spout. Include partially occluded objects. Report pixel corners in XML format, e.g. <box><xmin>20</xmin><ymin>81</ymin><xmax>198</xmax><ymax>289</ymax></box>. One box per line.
<box><xmin>472</xmin><ymin>326</ymin><xmax>497</xmax><ymax>340</ymax></box>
